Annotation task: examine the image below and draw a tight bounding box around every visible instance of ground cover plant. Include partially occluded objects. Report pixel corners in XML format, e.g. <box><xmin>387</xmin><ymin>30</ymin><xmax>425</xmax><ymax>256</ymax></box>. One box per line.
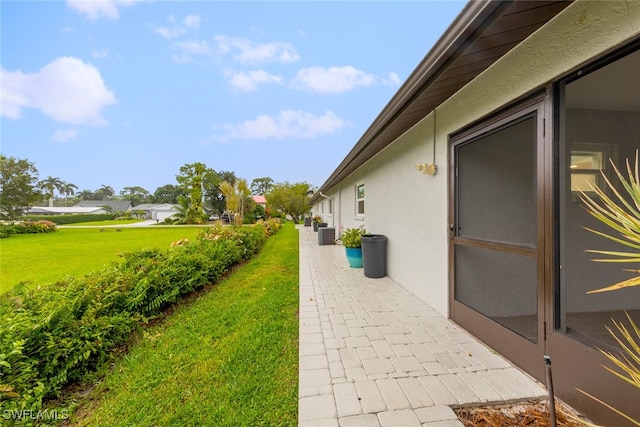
<box><xmin>69</xmin><ymin>221</ymin><xmax>298</xmax><ymax>426</ymax></box>
<box><xmin>0</xmin><ymin>220</ymin><xmax>282</xmax><ymax>424</ymax></box>
<box><xmin>0</xmin><ymin>227</ymin><xmax>207</xmax><ymax>293</ymax></box>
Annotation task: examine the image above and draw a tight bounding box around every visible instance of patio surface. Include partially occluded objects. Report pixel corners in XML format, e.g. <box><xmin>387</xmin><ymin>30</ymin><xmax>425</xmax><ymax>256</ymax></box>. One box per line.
<box><xmin>297</xmin><ymin>225</ymin><xmax>548</xmax><ymax>427</ymax></box>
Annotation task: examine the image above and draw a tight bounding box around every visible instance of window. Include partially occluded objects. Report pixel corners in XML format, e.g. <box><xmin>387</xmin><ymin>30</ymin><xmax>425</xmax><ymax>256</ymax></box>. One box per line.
<box><xmin>558</xmin><ymin>45</ymin><xmax>640</xmax><ymax>349</ymax></box>
<box><xmin>328</xmin><ymin>199</ymin><xmax>333</xmax><ymax>214</ymax></box>
<box><xmin>570</xmin><ymin>143</ymin><xmax>611</xmax><ymax>199</ymax></box>
<box><xmin>356</xmin><ymin>184</ymin><xmax>365</xmax><ymax>216</ymax></box>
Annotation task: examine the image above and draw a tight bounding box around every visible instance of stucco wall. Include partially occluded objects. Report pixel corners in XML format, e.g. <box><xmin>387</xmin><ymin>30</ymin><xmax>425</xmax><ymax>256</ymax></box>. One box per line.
<box><xmin>314</xmin><ymin>1</ymin><xmax>640</xmax><ymax>317</ymax></box>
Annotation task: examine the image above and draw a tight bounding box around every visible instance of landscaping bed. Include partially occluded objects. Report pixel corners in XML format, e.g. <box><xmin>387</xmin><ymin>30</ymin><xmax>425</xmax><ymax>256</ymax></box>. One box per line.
<box><xmin>455</xmin><ymin>399</ymin><xmax>588</xmax><ymax>426</ymax></box>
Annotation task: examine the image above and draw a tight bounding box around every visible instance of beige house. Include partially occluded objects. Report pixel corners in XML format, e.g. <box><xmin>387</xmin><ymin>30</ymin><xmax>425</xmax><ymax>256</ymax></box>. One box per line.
<box><xmin>311</xmin><ymin>1</ymin><xmax>640</xmax><ymax>425</ymax></box>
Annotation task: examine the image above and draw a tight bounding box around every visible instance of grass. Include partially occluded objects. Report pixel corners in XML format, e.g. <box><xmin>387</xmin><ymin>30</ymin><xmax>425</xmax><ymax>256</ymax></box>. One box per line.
<box><xmin>0</xmin><ymin>227</ymin><xmax>206</xmax><ymax>293</ymax></box>
<box><xmin>68</xmin><ymin>222</ymin><xmax>299</xmax><ymax>426</ymax></box>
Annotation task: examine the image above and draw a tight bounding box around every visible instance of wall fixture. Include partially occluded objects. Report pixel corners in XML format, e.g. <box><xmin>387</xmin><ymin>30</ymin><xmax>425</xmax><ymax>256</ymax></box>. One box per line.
<box><xmin>415</xmin><ymin>109</ymin><xmax>438</xmax><ymax>176</ymax></box>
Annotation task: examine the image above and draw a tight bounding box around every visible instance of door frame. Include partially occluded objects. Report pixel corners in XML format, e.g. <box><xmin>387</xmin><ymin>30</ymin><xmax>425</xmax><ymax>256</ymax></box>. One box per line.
<box><xmin>448</xmin><ymin>91</ymin><xmax>551</xmax><ymax>383</ymax></box>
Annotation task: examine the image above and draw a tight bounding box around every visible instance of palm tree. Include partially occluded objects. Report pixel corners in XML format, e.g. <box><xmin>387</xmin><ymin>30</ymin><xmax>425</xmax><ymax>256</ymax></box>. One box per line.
<box><xmin>39</xmin><ymin>176</ymin><xmax>64</xmax><ymax>207</ymax></box>
<box><xmin>60</xmin><ymin>182</ymin><xmax>78</xmax><ymax>206</ymax></box>
<box><xmin>220</xmin><ymin>180</ymin><xmax>240</xmax><ymax>224</ymax></box>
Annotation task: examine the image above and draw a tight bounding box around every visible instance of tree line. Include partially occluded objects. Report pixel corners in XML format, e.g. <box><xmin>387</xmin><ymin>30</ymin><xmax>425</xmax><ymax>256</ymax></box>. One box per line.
<box><xmin>0</xmin><ymin>155</ymin><xmax>314</xmax><ymax>223</ymax></box>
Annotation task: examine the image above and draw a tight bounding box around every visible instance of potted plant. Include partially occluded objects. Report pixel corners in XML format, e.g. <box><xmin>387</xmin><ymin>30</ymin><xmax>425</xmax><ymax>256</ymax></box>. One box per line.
<box><xmin>312</xmin><ymin>215</ymin><xmax>322</xmax><ymax>231</ymax></box>
<box><xmin>341</xmin><ymin>226</ymin><xmax>366</xmax><ymax>268</ymax></box>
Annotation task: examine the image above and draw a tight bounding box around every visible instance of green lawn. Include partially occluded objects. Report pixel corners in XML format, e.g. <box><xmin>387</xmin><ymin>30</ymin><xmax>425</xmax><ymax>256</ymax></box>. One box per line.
<box><xmin>69</xmin><ymin>223</ymin><xmax>299</xmax><ymax>426</ymax></box>
<box><xmin>0</xmin><ymin>227</ymin><xmax>206</xmax><ymax>293</ymax></box>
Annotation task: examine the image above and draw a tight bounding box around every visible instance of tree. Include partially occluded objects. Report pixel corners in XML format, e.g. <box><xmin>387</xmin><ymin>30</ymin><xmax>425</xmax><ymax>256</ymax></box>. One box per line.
<box><xmin>39</xmin><ymin>176</ymin><xmax>64</xmax><ymax>207</ymax></box>
<box><xmin>120</xmin><ymin>186</ymin><xmax>150</xmax><ymax>206</ymax></box>
<box><xmin>94</xmin><ymin>185</ymin><xmax>115</xmax><ymax>200</ymax></box>
<box><xmin>251</xmin><ymin>177</ymin><xmax>274</xmax><ymax>195</ymax></box>
<box><xmin>219</xmin><ymin>180</ymin><xmax>240</xmax><ymax>223</ymax></box>
<box><xmin>204</xmin><ymin>170</ymin><xmax>236</xmax><ymax>214</ymax></box>
<box><xmin>60</xmin><ymin>182</ymin><xmax>78</xmax><ymax>206</ymax></box>
<box><xmin>0</xmin><ymin>155</ymin><xmax>42</xmax><ymax>220</ymax></box>
<box><xmin>77</xmin><ymin>189</ymin><xmax>96</xmax><ymax>200</ymax></box>
<box><xmin>152</xmin><ymin>184</ymin><xmax>184</xmax><ymax>204</ymax></box>
<box><xmin>266</xmin><ymin>181</ymin><xmax>312</xmax><ymax>223</ymax></box>
<box><xmin>176</xmin><ymin>163</ymin><xmax>209</xmax><ymax>224</ymax></box>
<box><xmin>171</xmin><ymin>194</ymin><xmax>203</xmax><ymax>225</ymax></box>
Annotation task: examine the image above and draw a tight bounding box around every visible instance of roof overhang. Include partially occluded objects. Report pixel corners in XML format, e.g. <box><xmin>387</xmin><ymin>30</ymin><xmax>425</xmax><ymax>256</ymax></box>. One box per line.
<box><xmin>312</xmin><ymin>0</ymin><xmax>571</xmax><ymax>203</ymax></box>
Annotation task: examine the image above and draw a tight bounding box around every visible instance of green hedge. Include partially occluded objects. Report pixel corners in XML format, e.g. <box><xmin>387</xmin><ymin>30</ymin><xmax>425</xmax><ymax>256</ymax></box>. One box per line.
<box><xmin>0</xmin><ymin>219</ymin><xmax>281</xmax><ymax>421</ymax></box>
<box><xmin>24</xmin><ymin>214</ymin><xmax>116</xmax><ymax>225</ymax></box>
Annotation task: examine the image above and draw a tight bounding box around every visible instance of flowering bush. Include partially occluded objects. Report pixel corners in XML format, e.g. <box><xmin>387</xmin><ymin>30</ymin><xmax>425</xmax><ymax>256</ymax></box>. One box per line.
<box><xmin>0</xmin><ymin>220</ymin><xmax>58</xmax><ymax>238</ymax></box>
<box><xmin>312</xmin><ymin>215</ymin><xmax>322</xmax><ymax>223</ymax></box>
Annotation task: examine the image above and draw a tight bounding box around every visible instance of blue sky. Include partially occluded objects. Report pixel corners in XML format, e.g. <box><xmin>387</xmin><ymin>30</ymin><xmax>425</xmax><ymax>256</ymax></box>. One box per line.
<box><xmin>1</xmin><ymin>0</ymin><xmax>465</xmax><ymax>195</ymax></box>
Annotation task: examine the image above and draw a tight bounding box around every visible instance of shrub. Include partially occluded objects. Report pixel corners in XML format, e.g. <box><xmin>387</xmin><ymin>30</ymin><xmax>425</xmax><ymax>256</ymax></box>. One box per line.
<box><xmin>0</xmin><ymin>220</ymin><xmax>57</xmax><ymax>238</ymax></box>
<box><xmin>0</xmin><ymin>222</ymin><xmax>280</xmax><ymax>418</ymax></box>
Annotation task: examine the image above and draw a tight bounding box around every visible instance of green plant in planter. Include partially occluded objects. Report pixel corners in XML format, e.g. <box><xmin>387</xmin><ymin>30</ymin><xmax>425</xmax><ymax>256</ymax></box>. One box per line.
<box><xmin>312</xmin><ymin>215</ymin><xmax>322</xmax><ymax>223</ymax></box>
<box><xmin>341</xmin><ymin>226</ymin><xmax>366</xmax><ymax>248</ymax></box>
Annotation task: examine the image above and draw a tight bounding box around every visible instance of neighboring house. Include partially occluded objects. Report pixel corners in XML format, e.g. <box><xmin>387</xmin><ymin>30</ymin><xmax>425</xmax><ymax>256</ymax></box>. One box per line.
<box><xmin>132</xmin><ymin>203</ymin><xmax>179</xmax><ymax>222</ymax></box>
<box><xmin>252</xmin><ymin>195</ymin><xmax>267</xmax><ymax>209</ymax></box>
<box><xmin>75</xmin><ymin>200</ymin><xmax>132</xmax><ymax>212</ymax></box>
<box><xmin>310</xmin><ymin>2</ymin><xmax>640</xmax><ymax>425</ymax></box>
<box><xmin>26</xmin><ymin>207</ymin><xmax>109</xmax><ymax>215</ymax></box>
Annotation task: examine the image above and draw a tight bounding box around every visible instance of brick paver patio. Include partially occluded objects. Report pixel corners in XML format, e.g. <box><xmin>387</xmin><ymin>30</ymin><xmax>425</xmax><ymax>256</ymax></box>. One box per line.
<box><xmin>297</xmin><ymin>225</ymin><xmax>547</xmax><ymax>426</ymax></box>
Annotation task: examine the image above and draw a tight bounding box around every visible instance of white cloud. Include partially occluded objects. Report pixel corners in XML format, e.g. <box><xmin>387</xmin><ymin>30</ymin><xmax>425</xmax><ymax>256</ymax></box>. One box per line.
<box><xmin>155</xmin><ymin>14</ymin><xmax>200</xmax><ymax>40</ymax></box>
<box><xmin>52</xmin><ymin>129</ymin><xmax>78</xmax><ymax>142</ymax></box>
<box><xmin>214</xmin><ymin>110</ymin><xmax>349</xmax><ymax>142</ymax></box>
<box><xmin>228</xmin><ymin>70</ymin><xmax>283</xmax><ymax>92</ymax></box>
<box><xmin>291</xmin><ymin>66</ymin><xmax>377</xmax><ymax>94</ymax></box>
<box><xmin>66</xmin><ymin>0</ymin><xmax>140</xmax><ymax>20</ymax></box>
<box><xmin>156</xmin><ymin>26</ymin><xmax>185</xmax><ymax>40</ymax></box>
<box><xmin>174</xmin><ymin>39</ymin><xmax>214</xmax><ymax>57</ymax></box>
<box><xmin>384</xmin><ymin>72</ymin><xmax>401</xmax><ymax>87</ymax></box>
<box><xmin>92</xmin><ymin>48</ymin><xmax>110</xmax><ymax>58</ymax></box>
<box><xmin>183</xmin><ymin>15</ymin><xmax>201</xmax><ymax>30</ymax></box>
<box><xmin>1</xmin><ymin>57</ymin><xmax>117</xmax><ymax>125</ymax></box>
<box><xmin>213</xmin><ymin>35</ymin><xmax>299</xmax><ymax>64</ymax></box>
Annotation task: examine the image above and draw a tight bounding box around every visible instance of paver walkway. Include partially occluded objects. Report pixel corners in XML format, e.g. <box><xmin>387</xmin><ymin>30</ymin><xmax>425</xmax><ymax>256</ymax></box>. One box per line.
<box><xmin>297</xmin><ymin>225</ymin><xmax>547</xmax><ymax>427</ymax></box>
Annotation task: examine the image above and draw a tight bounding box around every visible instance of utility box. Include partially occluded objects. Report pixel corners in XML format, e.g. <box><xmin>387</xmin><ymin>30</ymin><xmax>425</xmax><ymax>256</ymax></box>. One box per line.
<box><xmin>318</xmin><ymin>227</ymin><xmax>335</xmax><ymax>245</ymax></box>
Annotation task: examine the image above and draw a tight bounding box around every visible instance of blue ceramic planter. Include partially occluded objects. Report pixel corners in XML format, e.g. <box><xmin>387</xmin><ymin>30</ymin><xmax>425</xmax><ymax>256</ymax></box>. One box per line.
<box><xmin>345</xmin><ymin>247</ymin><xmax>363</xmax><ymax>268</ymax></box>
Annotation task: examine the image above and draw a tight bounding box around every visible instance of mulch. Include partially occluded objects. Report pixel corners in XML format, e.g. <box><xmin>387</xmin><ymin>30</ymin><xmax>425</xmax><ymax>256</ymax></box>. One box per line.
<box><xmin>455</xmin><ymin>399</ymin><xmax>589</xmax><ymax>427</ymax></box>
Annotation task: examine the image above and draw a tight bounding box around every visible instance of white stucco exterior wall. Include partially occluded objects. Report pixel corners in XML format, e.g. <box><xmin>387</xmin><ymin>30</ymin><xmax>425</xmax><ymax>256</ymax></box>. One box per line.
<box><xmin>314</xmin><ymin>1</ymin><xmax>640</xmax><ymax>318</ymax></box>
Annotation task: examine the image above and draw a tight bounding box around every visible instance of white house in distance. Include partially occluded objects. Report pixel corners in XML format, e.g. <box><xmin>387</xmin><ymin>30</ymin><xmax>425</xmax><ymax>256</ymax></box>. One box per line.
<box><xmin>132</xmin><ymin>204</ymin><xmax>179</xmax><ymax>222</ymax></box>
<box><xmin>311</xmin><ymin>2</ymin><xmax>640</xmax><ymax>425</ymax></box>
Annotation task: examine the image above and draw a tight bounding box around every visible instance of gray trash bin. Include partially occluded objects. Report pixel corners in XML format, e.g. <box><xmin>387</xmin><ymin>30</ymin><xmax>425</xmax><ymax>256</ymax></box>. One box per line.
<box><xmin>361</xmin><ymin>234</ymin><xmax>387</xmax><ymax>278</ymax></box>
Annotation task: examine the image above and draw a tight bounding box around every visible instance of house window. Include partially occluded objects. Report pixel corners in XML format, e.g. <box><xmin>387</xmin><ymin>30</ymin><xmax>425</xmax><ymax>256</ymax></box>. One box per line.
<box><xmin>356</xmin><ymin>184</ymin><xmax>365</xmax><ymax>216</ymax></box>
<box><xmin>570</xmin><ymin>144</ymin><xmax>611</xmax><ymax>199</ymax></box>
<box><xmin>328</xmin><ymin>199</ymin><xmax>333</xmax><ymax>214</ymax></box>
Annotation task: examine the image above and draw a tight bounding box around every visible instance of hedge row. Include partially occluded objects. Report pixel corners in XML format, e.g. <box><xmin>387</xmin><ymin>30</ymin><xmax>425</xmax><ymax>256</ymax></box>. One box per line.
<box><xmin>24</xmin><ymin>214</ymin><xmax>116</xmax><ymax>225</ymax></box>
<box><xmin>0</xmin><ymin>219</ymin><xmax>281</xmax><ymax>420</ymax></box>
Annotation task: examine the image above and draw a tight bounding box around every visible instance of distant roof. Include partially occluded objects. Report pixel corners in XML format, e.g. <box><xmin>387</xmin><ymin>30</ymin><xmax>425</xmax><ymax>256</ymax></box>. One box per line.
<box><xmin>252</xmin><ymin>195</ymin><xmax>267</xmax><ymax>204</ymax></box>
<box><xmin>75</xmin><ymin>200</ymin><xmax>132</xmax><ymax>211</ymax></box>
<box><xmin>27</xmin><ymin>207</ymin><xmax>107</xmax><ymax>214</ymax></box>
